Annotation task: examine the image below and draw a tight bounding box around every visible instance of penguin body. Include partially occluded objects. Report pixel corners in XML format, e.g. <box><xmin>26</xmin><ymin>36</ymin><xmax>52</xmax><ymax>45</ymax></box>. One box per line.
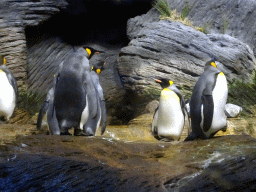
<box><xmin>83</xmin><ymin>62</ymin><xmax>107</xmax><ymax>136</ymax></box>
<box><xmin>0</xmin><ymin>61</ymin><xmax>18</xmax><ymax>121</ymax></box>
<box><xmin>54</xmin><ymin>47</ymin><xmax>96</xmax><ymax>135</ymax></box>
<box><xmin>187</xmin><ymin>60</ymin><xmax>228</xmax><ymax>140</ymax></box>
<box><xmin>37</xmin><ymin>78</ymin><xmax>60</xmax><ymax>135</ymax></box>
<box><xmin>37</xmin><ymin>47</ymin><xmax>98</xmax><ymax>135</ymax></box>
<box><xmin>152</xmin><ymin>79</ymin><xmax>187</xmax><ymax>141</ymax></box>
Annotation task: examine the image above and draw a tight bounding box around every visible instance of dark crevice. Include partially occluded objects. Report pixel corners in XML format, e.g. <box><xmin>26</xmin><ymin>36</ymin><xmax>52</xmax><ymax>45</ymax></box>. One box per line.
<box><xmin>248</xmin><ymin>56</ymin><xmax>253</xmax><ymax>62</ymax></box>
<box><xmin>141</xmin><ymin>45</ymin><xmax>160</xmax><ymax>53</ymax></box>
<box><xmin>119</xmin><ymin>52</ymin><xmax>151</xmax><ymax>60</ymax></box>
<box><xmin>225</xmin><ymin>65</ymin><xmax>239</xmax><ymax>74</ymax></box>
<box><xmin>155</xmin><ymin>67</ymin><xmax>172</xmax><ymax>74</ymax></box>
<box><xmin>181</xmin><ymin>69</ymin><xmax>200</xmax><ymax>77</ymax></box>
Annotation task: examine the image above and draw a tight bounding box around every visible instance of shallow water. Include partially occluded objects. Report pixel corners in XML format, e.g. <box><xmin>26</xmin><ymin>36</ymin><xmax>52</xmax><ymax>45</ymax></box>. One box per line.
<box><xmin>0</xmin><ymin>119</ymin><xmax>256</xmax><ymax>191</ymax></box>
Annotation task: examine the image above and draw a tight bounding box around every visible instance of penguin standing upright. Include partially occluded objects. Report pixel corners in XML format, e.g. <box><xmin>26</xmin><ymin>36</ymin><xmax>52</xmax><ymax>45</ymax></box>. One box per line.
<box><xmin>54</xmin><ymin>46</ymin><xmax>101</xmax><ymax>135</ymax></box>
<box><xmin>0</xmin><ymin>55</ymin><xmax>18</xmax><ymax>122</ymax></box>
<box><xmin>152</xmin><ymin>78</ymin><xmax>188</xmax><ymax>141</ymax></box>
<box><xmin>37</xmin><ymin>74</ymin><xmax>60</xmax><ymax>135</ymax></box>
<box><xmin>37</xmin><ymin>47</ymin><xmax>99</xmax><ymax>135</ymax></box>
<box><xmin>186</xmin><ymin>60</ymin><xmax>228</xmax><ymax>140</ymax></box>
<box><xmin>80</xmin><ymin>60</ymin><xmax>107</xmax><ymax>136</ymax></box>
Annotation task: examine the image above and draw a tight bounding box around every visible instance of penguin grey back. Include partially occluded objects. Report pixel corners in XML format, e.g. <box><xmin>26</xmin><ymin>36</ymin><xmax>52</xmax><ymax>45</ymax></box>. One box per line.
<box><xmin>54</xmin><ymin>48</ymin><xmax>92</xmax><ymax>130</ymax></box>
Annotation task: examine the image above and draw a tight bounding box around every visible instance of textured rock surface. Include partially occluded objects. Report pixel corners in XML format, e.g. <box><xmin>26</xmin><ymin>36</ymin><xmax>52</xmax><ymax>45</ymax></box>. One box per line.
<box><xmin>27</xmin><ymin>37</ymin><xmax>74</xmax><ymax>93</ymax></box>
<box><xmin>118</xmin><ymin>8</ymin><xmax>256</xmax><ymax>115</ymax></box>
<box><xmin>0</xmin><ymin>0</ymin><xmax>67</xmax><ymax>87</ymax></box>
<box><xmin>166</xmin><ymin>0</ymin><xmax>256</xmax><ymax>56</ymax></box>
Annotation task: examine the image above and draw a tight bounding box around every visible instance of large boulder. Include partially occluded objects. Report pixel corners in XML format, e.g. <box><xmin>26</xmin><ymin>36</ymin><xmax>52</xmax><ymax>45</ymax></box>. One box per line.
<box><xmin>165</xmin><ymin>0</ymin><xmax>256</xmax><ymax>56</ymax></box>
<box><xmin>118</xmin><ymin>8</ymin><xmax>256</xmax><ymax>116</ymax></box>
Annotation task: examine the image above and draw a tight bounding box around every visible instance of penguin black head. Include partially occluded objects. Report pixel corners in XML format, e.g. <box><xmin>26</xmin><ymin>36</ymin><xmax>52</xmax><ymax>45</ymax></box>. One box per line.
<box><xmin>0</xmin><ymin>55</ymin><xmax>6</xmax><ymax>65</ymax></box>
<box><xmin>91</xmin><ymin>56</ymin><xmax>109</xmax><ymax>74</ymax></box>
<box><xmin>91</xmin><ymin>61</ymin><xmax>105</xmax><ymax>74</ymax></box>
<box><xmin>152</xmin><ymin>77</ymin><xmax>173</xmax><ymax>89</ymax></box>
<box><xmin>82</xmin><ymin>46</ymin><xmax>103</xmax><ymax>60</ymax></box>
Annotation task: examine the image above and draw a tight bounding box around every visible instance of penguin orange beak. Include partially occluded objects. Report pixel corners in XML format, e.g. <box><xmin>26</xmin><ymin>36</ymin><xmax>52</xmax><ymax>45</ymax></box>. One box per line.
<box><xmin>154</xmin><ymin>79</ymin><xmax>162</xmax><ymax>83</ymax></box>
<box><xmin>150</xmin><ymin>77</ymin><xmax>162</xmax><ymax>83</ymax></box>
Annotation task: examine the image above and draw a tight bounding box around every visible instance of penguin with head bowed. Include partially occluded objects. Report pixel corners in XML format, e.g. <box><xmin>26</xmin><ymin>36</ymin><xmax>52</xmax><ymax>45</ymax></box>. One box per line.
<box><xmin>78</xmin><ymin>59</ymin><xmax>107</xmax><ymax>136</ymax></box>
<box><xmin>44</xmin><ymin>46</ymin><xmax>99</xmax><ymax>135</ymax></box>
<box><xmin>151</xmin><ymin>77</ymin><xmax>188</xmax><ymax>141</ymax></box>
<box><xmin>186</xmin><ymin>60</ymin><xmax>228</xmax><ymax>141</ymax></box>
<box><xmin>0</xmin><ymin>55</ymin><xmax>18</xmax><ymax>122</ymax></box>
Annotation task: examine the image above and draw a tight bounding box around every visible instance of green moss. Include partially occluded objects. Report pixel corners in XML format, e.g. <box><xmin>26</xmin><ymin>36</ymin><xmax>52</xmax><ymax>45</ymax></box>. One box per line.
<box><xmin>227</xmin><ymin>72</ymin><xmax>256</xmax><ymax>116</ymax></box>
<box><xmin>18</xmin><ymin>89</ymin><xmax>45</xmax><ymax>116</ymax></box>
<box><xmin>152</xmin><ymin>0</ymin><xmax>172</xmax><ymax>18</ymax></box>
<box><xmin>144</xmin><ymin>86</ymin><xmax>161</xmax><ymax>100</ymax></box>
<box><xmin>222</xmin><ymin>16</ymin><xmax>228</xmax><ymax>34</ymax></box>
<box><xmin>198</xmin><ymin>22</ymin><xmax>211</xmax><ymax>34</ymax></box>
<box><xmin>181</xmin><ymin>3</ymin><xmax>190</xmax><ymax>21</ymax></box>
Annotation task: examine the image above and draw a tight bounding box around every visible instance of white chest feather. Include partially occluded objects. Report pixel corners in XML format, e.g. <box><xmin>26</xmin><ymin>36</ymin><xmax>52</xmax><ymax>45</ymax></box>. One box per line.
<box><xmin>80</xmin><ymin>95</ymin><xmax>89</xmax><ymax>130</ymax></box>
<box><xmin>156</xmin><ymin>89</ymin><xmax>184</xmax><ymax>140</ymax></box>
<box><xmin>0</xmin><ymin>72</ymin><xmax>16</xmax><ymax>119</ymax></box>
<box><xmin>201</xmin><ymin>73</ymin><xmax>228</xmax><ymax>137</ymax></box>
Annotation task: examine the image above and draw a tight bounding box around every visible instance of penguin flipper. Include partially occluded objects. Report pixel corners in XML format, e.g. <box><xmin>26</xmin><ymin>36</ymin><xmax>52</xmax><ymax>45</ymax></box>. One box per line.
<box><xmin>100</xmin><ymin>100</ymin><xmax>107</xmax><ymax>135</ymax></box>
<box><xmin>37</xmin><ymin>101</ymin><xmax>49</xmax><ymax>130</ymax></box>
<box><xmin>4</xmin><ymin>67</ymin><xmax>19</xmax><ymax>105</ymax></box>
<box><xmin>202</xmin><ymin>95</ymin><xmax>214</xmax><ymax>132</ymax></box>
<box><xmin>152</xmin><ymin>106</ymin><xmax>159</xmax><ymax>135</ymax></box>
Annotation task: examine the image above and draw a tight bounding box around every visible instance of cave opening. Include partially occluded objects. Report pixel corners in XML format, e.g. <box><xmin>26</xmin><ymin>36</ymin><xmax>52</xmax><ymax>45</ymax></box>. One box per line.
<box><xmin>25</xmin><ymin>0</ymin><xmax>154</xmax><ymax>47</ymax></box>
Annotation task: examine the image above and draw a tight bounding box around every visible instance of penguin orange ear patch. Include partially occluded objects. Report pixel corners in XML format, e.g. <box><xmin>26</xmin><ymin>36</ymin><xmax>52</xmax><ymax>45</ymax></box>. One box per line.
<box><xmin>3</xmin><ymin>57</ymin><xmax>6</xmax><ymax>65</ymax></box>
<box><xmin>211</xmin><ymin>62</ymin><xmax>217</xmax><ymax>68</ymax></box>
<box><xmin>86</xmin><ymin>48</ymin><xmax>91</xmax><ymax>56</ymax></box>
<box><xmin>96</xmin><ymin>69</ymin><xmax>101</xmax><ymax>74</ymax></box>
<box><xmin>169</xmin><ymin>81</ymin><xmax>173</xmax><ymax>86</ymax></box>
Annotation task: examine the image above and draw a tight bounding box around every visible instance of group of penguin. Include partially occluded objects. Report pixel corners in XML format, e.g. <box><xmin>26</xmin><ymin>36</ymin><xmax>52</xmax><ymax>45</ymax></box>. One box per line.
<box><xmin>0</xmin><ymin>50</ymin><xmax>228</xmax><ymax>140</ymax></box>
<box><xmin>36</xmin><ymin>46</ymin><xmax>107</xmax><ymax>136</ymax></box>
<box><xmin>152</xmin><ymin>60</ymin><xmax>228</xmax><ymax>141</ymax></box>
<box><xmin>0</xmin><ymin>46</ymin><xmax>107</xmax><ymax>136</ymax></box>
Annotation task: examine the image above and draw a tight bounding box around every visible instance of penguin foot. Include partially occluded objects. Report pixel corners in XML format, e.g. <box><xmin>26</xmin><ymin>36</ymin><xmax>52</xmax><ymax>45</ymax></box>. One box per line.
<box><xmin>221</xmin><ymin>125</ymin><xmax>227</xmax><ymax>132</ymax></box>
<box><xmin>184</xmin><ymin>133</ymin><xmax>203</xmax><ymax>141</ymax></box>
<box><xmin>60</xmin><ymin>131</ymin><xmax>72</xmax><ymax>135</ymax></box>
<box><xmin>74</xmin><ymin>129</ymin><xmax>88</xmax><ymax>136</ymax></box>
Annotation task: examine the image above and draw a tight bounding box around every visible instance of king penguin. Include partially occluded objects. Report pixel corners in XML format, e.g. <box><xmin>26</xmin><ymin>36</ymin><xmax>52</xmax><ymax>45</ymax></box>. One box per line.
<box><xmin>38</xmin><ymin>47</ymin><xmax>99</xmax><ymax>135</ymax></box>
<box><xmin>79</xmin><ymin>60</ymin><xmax>107</xmax><ymax>136</ymax></box>
<box><xmin>186</xmin><ymin>60</ymin><xmax>228</xmax><ymax>140</ymax></box>
<box><xmin>152</xmin><ymin>78</ymin><xmax>188</xmax><ymax>141</ymax></box>
<box><xmin>0</xmin><ymin>55</ymin><xmax>18</xmax><ymax>122</ymax></box>
<box><xmin>37</xmin><ymin>75</ymin><xmax>60</xmax><ymax>135</ymax></box>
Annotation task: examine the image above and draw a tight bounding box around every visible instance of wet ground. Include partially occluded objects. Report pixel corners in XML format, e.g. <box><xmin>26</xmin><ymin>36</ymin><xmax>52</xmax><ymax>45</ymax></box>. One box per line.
<box><xmin>1</xmin><ymin>114</ymin><xmax>256</xmax><ymax>191</ymax></box>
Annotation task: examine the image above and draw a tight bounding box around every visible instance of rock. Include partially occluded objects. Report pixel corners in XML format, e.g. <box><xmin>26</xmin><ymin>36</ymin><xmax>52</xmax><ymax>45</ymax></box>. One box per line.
<box><xmin>225</xmin><ymin>103</ymin><xmax>243</xmax><ymax>118</ymax></box>
<box><xmin>144</xmin><ymin>100</ymin><xmax>159</xmax><ymax>113</ymax></box>
<box><xmin>119</xmin><ymin>10</ymin><xmax>256</xmax><ymax>115</ymax></box>
<box><xmin>166</xmin><ymin>0</ymin><xmax>256</xmax><ymax>56</ymax></box>
<box><xmin>27</xmin><ymin>37</ymin><xmax>74</xmax><ymax>94</ymax></box>
<box><xmin>0</xmin><ymin>0</ymin><xmax>68</xmax><ymax>88</ymax></box>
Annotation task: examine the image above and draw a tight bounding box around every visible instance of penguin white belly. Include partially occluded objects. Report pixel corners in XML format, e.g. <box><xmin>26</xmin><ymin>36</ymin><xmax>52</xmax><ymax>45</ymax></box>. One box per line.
<box><xmin>95</xmin><ymin>105</ymin><xmax>101</xmax><ymax>136</ymax></box>
<box><xmin>201</xmin><ymin>73</ymin><xmax>228</xmax><ymax>138</ymax></box>
<box><xmin>0</xmin><ymin>72</ymin><xmax>15</xmax><ymax>120</ymax></box>
<box><xmin>157</xmin><ymin>89</ymin><xmax>184</xmax><ymax>140</ymax></box>
<box><xmin>80</xmin><ymin>95</ymin><xmax>89</xmax><ymax>130</ymax></box>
